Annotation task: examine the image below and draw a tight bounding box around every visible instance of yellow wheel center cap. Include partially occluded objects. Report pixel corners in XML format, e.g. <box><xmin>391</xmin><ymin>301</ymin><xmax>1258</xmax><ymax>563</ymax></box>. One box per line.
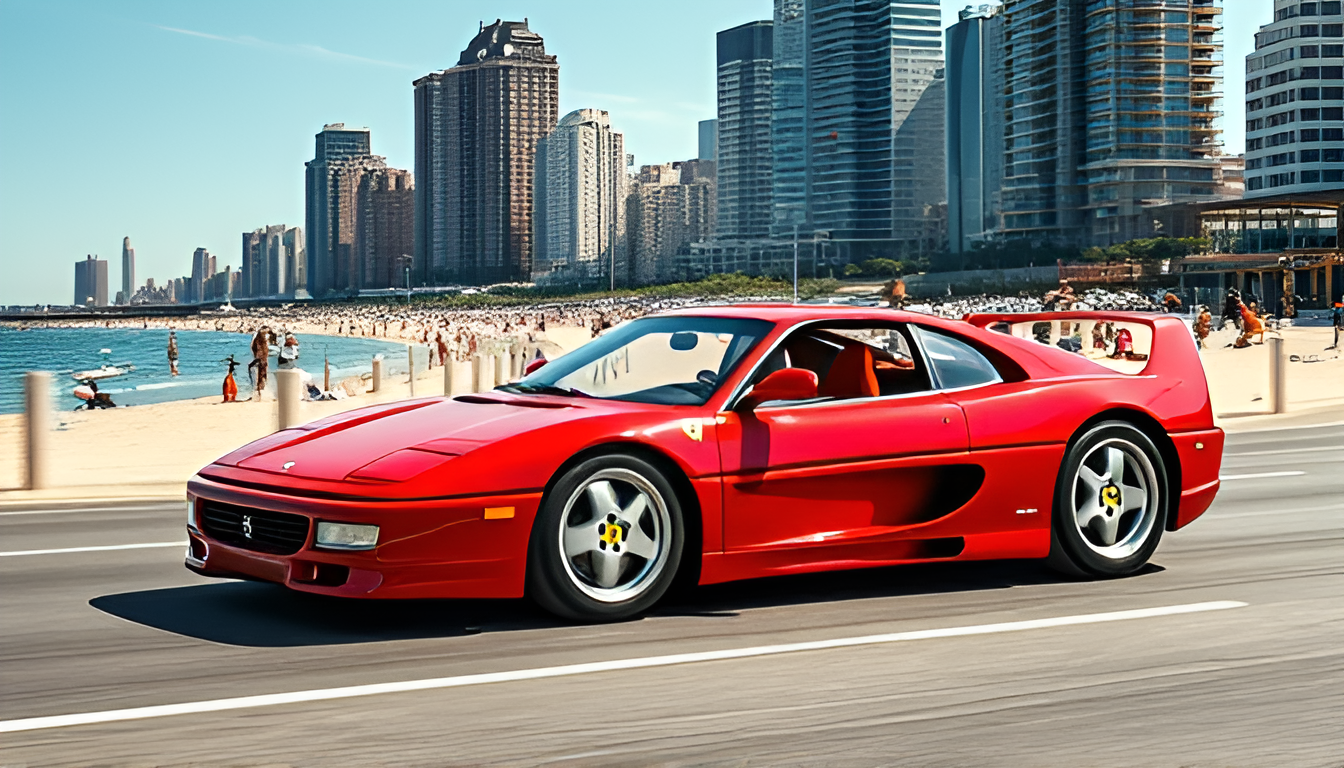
<box><xmin>600</xmin><ymin>524</ymin><xmax>624</xmax><ymax>546</ymax></box>
<box><xmin>1101</xmin><ymin>484</ymin><xmax>1121</xmax><ymax>513</ymax></box>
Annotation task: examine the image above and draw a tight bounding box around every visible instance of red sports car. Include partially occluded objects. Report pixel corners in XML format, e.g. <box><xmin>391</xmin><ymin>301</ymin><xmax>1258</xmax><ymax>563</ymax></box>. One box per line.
<box><xmin>186</xmin><ymin>305</ymin><xmax>1223</xmax><ymax>621</ymax></box>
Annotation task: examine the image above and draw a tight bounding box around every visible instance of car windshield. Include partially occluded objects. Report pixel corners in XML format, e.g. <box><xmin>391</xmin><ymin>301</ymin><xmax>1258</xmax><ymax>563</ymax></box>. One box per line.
<box><xmin>503</xmin><ymin>316</ymin><xmax>774</xmax><ymax>405</ymax></box>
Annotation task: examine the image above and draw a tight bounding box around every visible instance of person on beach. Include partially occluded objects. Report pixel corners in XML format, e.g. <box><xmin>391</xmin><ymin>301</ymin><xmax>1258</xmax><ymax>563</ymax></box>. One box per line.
<box><xmin>1043</xmin><ymin>279</ymin><xmax>1075</xmax><ymax>311</ymax></box>
<box><xmin>278</xmin><ymin>332</ymin><xmax>299</xmax><ymax>369</ymax></box>
<box><xmin>1162</xmin><ymin>291</ymin><xmax>1183</xmax><ymax>314</ymax></box>
<box><xmin>167</xmin><ymin>331</ymin><xmax>179</xmax><ymax>376</ymax></box>
<box><xmin>249</xmin><ymin>327</ymin><xmax>271</xmax><ymax>394</ymax></box>
<box><xmin>221</xmin><ymin>355</ymin><xmax>240</xmax><ymax>403</ymax></box>
<box><xmin>1194</xmin><ymin>307</ymin><xmax>1212</xmax><ymax>349</ymax></box>
<box><xmin>881</xmin><ymin>278</ymin><xmax>908</xmax><ymax>310</ymax></box>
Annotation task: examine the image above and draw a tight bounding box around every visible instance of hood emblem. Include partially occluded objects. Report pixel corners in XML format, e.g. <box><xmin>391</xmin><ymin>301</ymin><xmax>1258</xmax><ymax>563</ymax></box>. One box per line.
<box><xmin>242</xmin><ymin>515</ymin><xmax>254</xmax><ymax>539</ymax></box>
<box><xmin>282</xmin><ymin>461</ymin><xmax>296</xmax><ymax>470</ymax></box>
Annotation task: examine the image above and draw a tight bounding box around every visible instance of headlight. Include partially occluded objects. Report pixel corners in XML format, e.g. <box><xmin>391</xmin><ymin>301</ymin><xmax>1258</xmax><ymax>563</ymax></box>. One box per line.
<box><xmin>315</xmin><ymin>522</ymin><xmax>379</xmax><ymax>550</ymax></box>
<box><xmin>187</xmin><ymin>496</ymin><xmax>198</xmax><ymax>532</ymax></box>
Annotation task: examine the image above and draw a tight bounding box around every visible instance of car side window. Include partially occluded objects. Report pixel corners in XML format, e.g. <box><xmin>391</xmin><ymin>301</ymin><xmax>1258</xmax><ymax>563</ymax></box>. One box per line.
<box><xmin>917</xmin><ymin>328</ymin><xmax>1003</xmax><ymax>390</ymax></box>
<box><xmin>749</xmin><ymin>323</ymin><xmax>935</xmax><ymax>402</ymax></box>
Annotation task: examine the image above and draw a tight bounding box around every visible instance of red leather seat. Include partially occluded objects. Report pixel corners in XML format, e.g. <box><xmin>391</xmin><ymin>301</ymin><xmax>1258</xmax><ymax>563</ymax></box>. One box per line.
<box><xmin>819</xmin><ymin>344</ymin><xmax>880</xmax><ymax>399</ymax></box>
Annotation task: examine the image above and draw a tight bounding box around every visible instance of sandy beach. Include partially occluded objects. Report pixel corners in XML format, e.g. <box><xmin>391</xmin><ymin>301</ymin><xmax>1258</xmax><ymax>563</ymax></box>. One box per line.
<box><xmin>1</xmin><ymin>318</ymin><xmax>1338</xmax><ymax>500</ymax></box>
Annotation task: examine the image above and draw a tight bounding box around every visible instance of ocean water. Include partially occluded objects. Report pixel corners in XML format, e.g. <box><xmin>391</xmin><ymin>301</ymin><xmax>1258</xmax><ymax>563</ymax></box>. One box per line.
<box><xmin>0</xmin><ymin>327</ymin><xmax>409</xmax><ymax>415</ymax></box>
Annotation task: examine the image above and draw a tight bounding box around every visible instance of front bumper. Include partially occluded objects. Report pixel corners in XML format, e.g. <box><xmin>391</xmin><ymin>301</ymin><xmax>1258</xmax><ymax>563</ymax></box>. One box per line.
<box><xmin>186</xmin><ymin>474</ymin><xmax>542</xmax><ymax>599</ymax></box>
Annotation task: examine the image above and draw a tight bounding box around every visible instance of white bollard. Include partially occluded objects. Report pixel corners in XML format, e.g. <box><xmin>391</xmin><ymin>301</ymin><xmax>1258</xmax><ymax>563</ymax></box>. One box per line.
<box><xmin>276</xmin><ymin>369</ymin><xmax>301</xmax><ymax>430</ymax></box>
<box><xmin>444</xmin><ymin>356</ymin><xmax>455</xmax><ymax>397</ymax></box>
<box><xmin>496</xmin><ymin>353</ymin><xmax>509</xmax><ymax>385</ymax></box>
<box><xmin>408</xmin><ymin>346</ymin><xmax>416</xmax><ymax>398</ymax></box>
<box><xmin>24</xmin><ymin>372</ymin><xmax>51</xmax><ymax>491</ymax></box>
<box><xmin>471</xmin><ymin>355</ymin><xmax>483</xmax><ymax>393</ymax></box>
<box><xmin>1268</xmin><ymin>336</ymin><xmax>1286</xmax><ymax>414</ymax></box>
<box><xmin>372</xmin><ymin>356</ymin><xmax>383</xmax><ymax>393</ymax></box>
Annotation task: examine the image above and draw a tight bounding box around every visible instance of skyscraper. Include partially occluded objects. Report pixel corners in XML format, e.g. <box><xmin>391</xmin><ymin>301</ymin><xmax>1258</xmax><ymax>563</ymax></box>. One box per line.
<box><xmin>946</xmin><ymin>4</ymin><xmax>1006</xmax><ymax>254</ymax></box>
<box><xmin>534</xmin><ymin>109</ymin><xmax>628</xmax><ymax>282</ymax></box>
<box><xmin>1002</xmin><ymin>0</ymin><xmax>1226</xmax><ymax>246</ymax></box>
<box><xmin>716</xmin><ymin>20</ymin><xmax>774</xmax><ymax>240</ymax></box>
<box><xmin>803</xmin><ymin>0</ymin><xmax>945</xmax><ymax>256</ymax></box>
<box><xmin>120</xmin><ymin>237</ymin><xmax>135</xmax><ymax>305</ymax></box>
<box><xmin>414</xmin><ymin>19</ymin><xmax>560</xmax><ymax>285</ymax></box>
<box><xmin>1244</xmin><ymin>0</ymin><xmax>1344</xmax><ymax>197</ymax></box>
<box><xmin>1001</xmin><ymin>0</ymin><xmax>1088</xmax><ymax>243</ymax></box>
<box><xmin>242</xmin><ymin>225</ymin><xmax>303</xmax><ymax>298</ymax></box>
<box><xmin>73</xmin><ymin>255</ymin><xmax>108</xmax><ymax>306</ymax></box>
<box><xmin>305</xmin><ymin>124</ymin><xmax>373</xmax><ymax>297</ymax></box>
<box><xmin>359</xmin><ymin>168</ymin><xmax>416</xmax><ymax>289</ymax></box>
<box><xmin>698</xmin><ymin>119</ymin><xmax>719</xmax><ymax>161</ymax></box>
<box><xmin>771</xmin><ymin>0</ymin><xmax>806</xmax><ymax>238</ymax></box>
<box><xmin>1081</xmin><ymin>0</ymin><xmax>1225</xmax><ymax>242</ymax></box>
<box><xmin>626</xmin><ymin>163</ymin><xmax>716</xmax><ymax>284</ymax></box>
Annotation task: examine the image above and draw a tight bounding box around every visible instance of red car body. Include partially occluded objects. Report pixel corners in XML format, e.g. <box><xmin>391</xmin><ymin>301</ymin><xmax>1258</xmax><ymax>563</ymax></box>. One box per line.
<box><xmin>185</xmin><ymin>305</ymin><xmax>1223</xmax><ymax>600</ymax></box>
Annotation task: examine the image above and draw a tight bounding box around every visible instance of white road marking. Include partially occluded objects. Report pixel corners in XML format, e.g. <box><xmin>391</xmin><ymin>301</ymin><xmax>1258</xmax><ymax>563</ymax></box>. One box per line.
<box><xmin>1218</xmin><ymin>471</ymin><xmax>1307</xmax><ymax>481</ymax></box>
<box><xmin>0</xmin><ymin>600</ymin><xmax>1246</xmax><ymax>733</ymax></box>
<box><xmin>0</xmin><ymin>505</ymin><xmax>178</xmax><ymax>517</ymax></box>
<box><xmin>1225</xmin><ymin>445</ymin><xmax>1343</xmax><ymax>457</ymax></box>
<box><xmin>1223</xmin><ymin>419</ymin><xmax>1344</xmax><ymax>435</ymax></box>
<box><xmin>0</xmin><ymin>542</ymin><xmax>185</xmax><ymax>558</ymax></box>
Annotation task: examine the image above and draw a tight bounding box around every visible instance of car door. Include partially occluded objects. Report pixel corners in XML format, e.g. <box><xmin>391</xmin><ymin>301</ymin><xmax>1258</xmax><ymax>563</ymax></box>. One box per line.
<box><xmin>716</xmin><ymin>322</ymin><xmax>972</xmax><ymax>553</ymax></box>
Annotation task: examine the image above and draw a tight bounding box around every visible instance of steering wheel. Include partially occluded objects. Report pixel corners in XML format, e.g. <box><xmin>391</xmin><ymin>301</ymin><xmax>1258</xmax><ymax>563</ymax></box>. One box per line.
<box><xmin>695</xmin><ymin>369</ymin><xmax>718</xmax><ymax>387</ymax></box>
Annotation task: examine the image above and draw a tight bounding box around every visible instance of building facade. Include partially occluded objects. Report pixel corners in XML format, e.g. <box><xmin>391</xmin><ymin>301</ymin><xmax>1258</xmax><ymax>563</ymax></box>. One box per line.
<box><xmin>1001</xmin><ymin>0</ymin><xmax>1090</xmax><ymax>243</ymax></box>
<box><xmin>1244</xmin><ymin>0</ymin><xmax>1344</xmax><ymax>197</ymax></box>
<box><xmin>716</xmin><ymin>20</ymin><xmax>775</xmax><ymax>240</ymax></box>
<box><xmin>241</xmin><ymin>225</ymin><xmax>303</xmax><ymax>298</ymax></box>
<box><xmin>771</xmin><ymin>0</ymin><xmax>806</xmax><ymax>238</ymax></box>
<box><xmin>698</xmin><ymin>119</ymin><xmax>718</xmax><ymax>161</ymax></box>
<box><xmin>803</xmin><ymin>0</ymin><xmax>945</xmax><ymax>257</ymax></box>
<box><xmin>120</xmin><ymin>237</ymin><xmax>135</xmax><ymax>305</ymax></box>
<box><xmin>305</xmin><ymin>124</ymin><xmax>373</xmax><ymax>298</ymax></box>
<box><xmin>359</xmin><ymin>168</ymin><xmax>415</xmax><ymax>290</ymax></box>
<box><xmin>1081</xmin><ymin>0</ymin><xmax>1226</xmax><ymax>243</ymax></box>
<box><xmin>1002</xmin><ymin>0</ymin><xmax>1226</xmax><ymax>246</ymax></box>
<box><xmin>626</xmin><ymin>163</ymin><xmax>716</xmax><ymax>284</ymax></box>
<box><xmin>73</xmin><ymin>255</ymin><xmax>108</xmax><ymax>306</ymax></box>
<box><xmin>534</xmin><ymin>109</ymin><xmax>628</xmax><ymax>283</ymax></box>
<box><xmin>946</xmin><ymin>4</ymin><xmax>1006</xmax><ymax>254</ymax></box>
<box><xmin>414</xmin><ymin>20</ymin><xmax>560</xmax><ymax>286</ymax></box>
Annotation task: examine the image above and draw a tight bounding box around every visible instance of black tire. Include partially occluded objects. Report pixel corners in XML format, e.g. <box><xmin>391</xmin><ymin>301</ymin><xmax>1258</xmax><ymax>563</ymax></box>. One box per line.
<box><xmin>1048</xmin><ymin>421</ymin><xmax>1168</xmax><ymax>578</ymax></box>
<box><xmin>527</xmin><ymin>454</ymin><xmax>684</xmax><ymax>621</ymax></box>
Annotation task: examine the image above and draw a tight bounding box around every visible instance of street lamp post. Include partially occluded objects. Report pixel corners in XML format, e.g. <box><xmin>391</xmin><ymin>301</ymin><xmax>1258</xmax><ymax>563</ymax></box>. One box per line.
<box><xmin>793</xmin><ymin>223</ymin><xmax>800</xmax><ymax>304</ymax></box>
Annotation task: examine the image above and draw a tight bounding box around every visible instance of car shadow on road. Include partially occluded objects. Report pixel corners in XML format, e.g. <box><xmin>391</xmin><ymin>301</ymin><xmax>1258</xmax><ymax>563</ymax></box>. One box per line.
<box><xmin>90</xmin><ymin>560</ymin><xmax>1164</xmax><ymax>648</ymax></box>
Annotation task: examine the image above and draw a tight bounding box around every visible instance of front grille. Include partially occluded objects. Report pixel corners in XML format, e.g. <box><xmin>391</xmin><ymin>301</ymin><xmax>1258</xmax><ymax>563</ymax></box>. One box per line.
<box><xmin>201</xmin><ymin>501</ymin><xmax>309</xmax><ymax>555</ymax></box>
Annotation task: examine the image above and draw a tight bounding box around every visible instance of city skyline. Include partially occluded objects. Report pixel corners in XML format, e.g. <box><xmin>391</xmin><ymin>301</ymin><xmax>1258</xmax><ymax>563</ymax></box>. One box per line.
<box><xmin>2</xmin><ymin>0</ymin><xmax>1269</xmax><ymax>304</ymax></box>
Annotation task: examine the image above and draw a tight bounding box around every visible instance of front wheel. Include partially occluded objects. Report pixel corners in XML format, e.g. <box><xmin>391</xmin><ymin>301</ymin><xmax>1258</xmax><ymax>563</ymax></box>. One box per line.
<box><xmin>527</xmin><ymin>455</ymin><xmax>683</xmax><ymax>621</ymax></box>
<box><xmin>1048</xmin><ymin>421</ymin><xmax>1168</xmax><ymax>578</ymax></box>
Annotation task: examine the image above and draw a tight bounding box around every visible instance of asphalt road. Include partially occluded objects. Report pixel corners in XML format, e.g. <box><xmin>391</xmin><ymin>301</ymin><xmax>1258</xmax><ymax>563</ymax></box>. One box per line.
<box><xmin>2</xmin><ymin>422</ymin><xmax>1341</xmax><ymax>767</ymax></box>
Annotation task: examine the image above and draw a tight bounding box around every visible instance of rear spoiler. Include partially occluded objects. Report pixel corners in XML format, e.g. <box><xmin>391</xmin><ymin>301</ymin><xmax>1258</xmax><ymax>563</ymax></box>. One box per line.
<box><xmin>963</xmin><ymin>311</ymin><xmax>1202</xmax><ymax>381</ymax></box>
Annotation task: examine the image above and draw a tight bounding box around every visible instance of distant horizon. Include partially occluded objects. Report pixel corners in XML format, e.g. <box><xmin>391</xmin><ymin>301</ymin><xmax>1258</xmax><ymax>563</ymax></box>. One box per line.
<box><xmin>0</xmin><ymin>0</ymin><xmax>1268</xmax><ymax>306</ymax></box>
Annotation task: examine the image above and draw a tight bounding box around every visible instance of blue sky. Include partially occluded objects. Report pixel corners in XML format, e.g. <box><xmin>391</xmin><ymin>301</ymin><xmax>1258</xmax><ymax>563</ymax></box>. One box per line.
<box><xmin>0</xmin><ymin>1</ymin><xmax>1268</xmax><ymax>305</ymax></box>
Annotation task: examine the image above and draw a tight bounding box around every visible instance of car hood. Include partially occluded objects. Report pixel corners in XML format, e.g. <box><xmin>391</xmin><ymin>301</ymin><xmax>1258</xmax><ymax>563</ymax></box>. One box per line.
<box><xmin>213</xmin><ymin>395</ymin><xmax>588</xmax><ymax>482</ymax></box>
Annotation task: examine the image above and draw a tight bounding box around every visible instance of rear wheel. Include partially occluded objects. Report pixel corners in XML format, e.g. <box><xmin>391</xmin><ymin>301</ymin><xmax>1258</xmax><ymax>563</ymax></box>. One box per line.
<box><xmin>527</xmin><ymin>455</ymin><xmax>683</xmax><ymax>621</ymax></box>
<box><xmin>1048</xmin><ymin>421</ymin><xmax>1167</xmax><ymax>577</ymax></box>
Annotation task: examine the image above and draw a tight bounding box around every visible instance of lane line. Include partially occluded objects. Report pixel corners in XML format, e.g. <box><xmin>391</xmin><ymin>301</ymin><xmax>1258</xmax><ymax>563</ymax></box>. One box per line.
<box><xmin>0</xmin><ymin>505</ymin><xmax>179</xmax><ymax>517</ymax></box>
<box><xmin>0</xmin><ymin>600</ymin><xmax>1246</xmax><ymax>734</ymax></box>
<box><xmin>1225</xmin><ymin>445</ymin><xmax>1344</xmax><ymax>457</ymax></box>
<box><xmin>0</xmin><ymin>542</ymin><xmax>185</xmax><ymax>558</ymax></box>
<box><xmin>1223</xmin><ymin>419</ymin><xmax>1344</xmax><ymax>435</ymax></box>
<box><xmin>1218</xmin><ymin>471</ymin><xmax>1307</xmax><ymax>481</ymax></box>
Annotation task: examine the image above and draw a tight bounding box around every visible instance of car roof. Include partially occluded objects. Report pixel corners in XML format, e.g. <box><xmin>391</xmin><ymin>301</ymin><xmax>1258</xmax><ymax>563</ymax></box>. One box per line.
<box><xmin>660</xmin><ymin>302</ymin><xmax>967</xmax><ymax>330</ymax></box>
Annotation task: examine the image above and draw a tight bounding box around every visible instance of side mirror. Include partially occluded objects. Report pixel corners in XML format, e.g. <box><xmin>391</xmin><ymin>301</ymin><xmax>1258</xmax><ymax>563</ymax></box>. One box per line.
<box><xmin>738</xmin><ymin>368</ymin><xmax>819</xmax><ymax>411</ymax></box>
<box><xmin>524</xmin><ymin>357</ymin><xmax>548</xmax><ymax>376</ymax></box>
